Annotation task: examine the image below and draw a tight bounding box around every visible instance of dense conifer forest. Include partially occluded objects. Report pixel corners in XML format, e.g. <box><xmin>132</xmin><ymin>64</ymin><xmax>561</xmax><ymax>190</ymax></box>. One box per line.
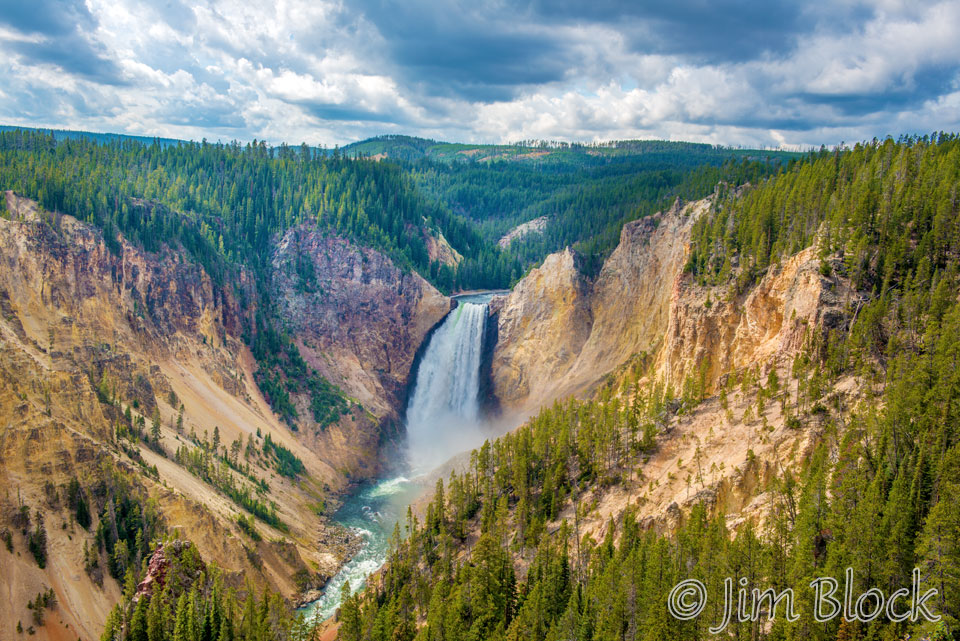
<box><xmin>99</xmin><ymin>539</ymin><xmax>315</xmax><ymax>641</ymax></box>
<box><xmin>356</xmin><ymin>135</ymin><xmax>799</xmax><ymax>278</ymax></box>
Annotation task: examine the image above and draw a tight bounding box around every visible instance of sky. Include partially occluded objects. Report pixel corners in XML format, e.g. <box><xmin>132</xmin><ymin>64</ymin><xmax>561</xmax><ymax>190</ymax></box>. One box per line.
<box><xmin>0</xmin><ymin>0</ymin><xmax>958</xmax><ymax>149</ymax></box>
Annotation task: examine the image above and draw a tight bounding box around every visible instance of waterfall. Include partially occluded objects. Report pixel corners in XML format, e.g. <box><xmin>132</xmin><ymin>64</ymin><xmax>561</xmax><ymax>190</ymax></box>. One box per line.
<box><xmin>405</xmin><ymin>297</ymin><xmax>491</xmax><ymax>472</ymax></box>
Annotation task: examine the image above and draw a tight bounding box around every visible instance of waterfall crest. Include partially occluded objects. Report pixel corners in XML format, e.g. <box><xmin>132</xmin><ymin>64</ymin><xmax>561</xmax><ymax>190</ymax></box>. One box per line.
<box><xmin>405</xmin><ymin>298</ymin><xmax>490</xmax><ymax>472</ymax></box>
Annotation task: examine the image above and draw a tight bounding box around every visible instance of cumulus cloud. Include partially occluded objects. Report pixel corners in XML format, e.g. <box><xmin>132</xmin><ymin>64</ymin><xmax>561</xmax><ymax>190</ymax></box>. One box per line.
<box><xmin>0</xmin><ymin>0</ymin><xmax>957</xmax><ymax>147</ymax></box>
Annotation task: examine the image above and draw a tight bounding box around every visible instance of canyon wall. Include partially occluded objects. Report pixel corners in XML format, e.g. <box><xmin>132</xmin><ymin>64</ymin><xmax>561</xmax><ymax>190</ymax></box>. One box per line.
<box><xmin>0</xmin><ymin>193</ymin><xmax>445</xmax><ymax>640</ymax></box>
<box><xmin>271</xmin><ymin>227</ymin><xmax>451</xmax><ymax>474</ymax></box>
<box><xmin>491</xmin><ymin>195</ymin><xmax>852</xmax><ymax>415</ymax></box>
<box><xmin>491</xmin><ymin>198</ymin><xmax>707</xmax><ymax>412</ymax></box>
<box><xmin>653</xmin><ymin>245</ymin><xmax>853</xmax><ymax>391</ymax></box>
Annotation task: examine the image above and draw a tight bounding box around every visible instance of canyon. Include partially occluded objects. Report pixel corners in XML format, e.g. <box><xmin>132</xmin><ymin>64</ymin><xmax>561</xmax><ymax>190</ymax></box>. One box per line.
<box><xmin>1</xmin><ymin>188</ymin><xmax>860</xmax><ymax>639</ymax></box>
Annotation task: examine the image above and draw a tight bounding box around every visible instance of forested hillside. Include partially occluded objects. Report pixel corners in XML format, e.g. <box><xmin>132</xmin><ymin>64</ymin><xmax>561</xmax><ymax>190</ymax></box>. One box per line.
<box><xmin>341</xmin><ymin>135</ymin><xmax>797</xmax><ymax>167</ymax></box>
<box><xmin>0</xmin><ymin>129</ymin><xmax>797</xmax><ymax>292</ymax></box>
<box><xmin>351</xmin><ymin>135</ymin><xmax>800</xmax><ymax>277</ymax></box>
<box><xmin>0</xmin><ymin>124</ymin><xmax>182</xmax><ymax>148</ymax></box>
<box><xmin>330</xmin><ymin>135</ymin><xmax>960</xmax><ymax>641</ymax></box>
<box><xmin>0</xmin><ymin>129</ymin><xmax>504</xmax><ymax>289</ymax></box>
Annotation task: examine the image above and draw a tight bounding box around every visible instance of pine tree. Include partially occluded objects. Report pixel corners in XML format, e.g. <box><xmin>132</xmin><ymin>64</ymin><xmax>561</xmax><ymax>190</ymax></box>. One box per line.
<box><xmin>339</xmin><ymin>582</ymin><xmax>362</xmax><ymax>641</ymax></box>
<box><xmin>28</xmin><ymin>509</ymin><xmax>47</xmax><ymax>568</ymax></box>
<box><xmin>101</xmin><ymin>605</ymin><xmax>123</xmax><ymax>641</ymax></box>
<box><xmin>151</xmin><ymin>408</ymin><xmax>161</xmax><ymax>442</ymax></box>
<box><xmin>918</xmin><ymin>488</ymin><xmax>960</xmax><ymax>631</ymax></box>
<box><xmin>173</xmin><ymin>593</ymin><xmax>191</xmax><ymax>641</ymax></box>
<box><xmin>146</xmin><ymin>586</ymin><xmax>167</xmax><ymax>641</ymax></box>
<box><xmin>129</xmin><ymin>596</ymin><xmax>149</xmax><ymax>641</ymax></box>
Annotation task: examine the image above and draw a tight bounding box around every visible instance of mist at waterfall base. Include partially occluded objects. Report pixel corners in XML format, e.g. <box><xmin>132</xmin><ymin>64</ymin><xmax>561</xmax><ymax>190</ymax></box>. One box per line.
<box><xmin>299</xmin><ymin>293</ymin><xmax>506</xmax><ymax>622</ymax></box>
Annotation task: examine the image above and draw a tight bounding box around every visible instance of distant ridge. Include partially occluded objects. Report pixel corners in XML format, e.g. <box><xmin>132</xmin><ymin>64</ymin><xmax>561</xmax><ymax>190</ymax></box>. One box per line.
<box><xmin>0</xmin><ymin>124</ymin><xmax>183</xmax><ymax>148</ymax></box>
<box><xmin>340</xmin><ymin>133</ymin><xmax>803</xmax><ymax>165</ymax></box>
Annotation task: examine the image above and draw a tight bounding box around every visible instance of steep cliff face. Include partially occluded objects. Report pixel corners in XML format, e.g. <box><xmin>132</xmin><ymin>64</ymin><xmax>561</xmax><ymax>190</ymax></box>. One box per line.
<box><xmin>272</xmin><ymin>226</ymin><xmax>451</xmax><ymax>427</ymax></box>
<box><xmin>489</xmin><ymin>248</ymin><xmax>593</xmax><ymax>407</ymax></box>
<box><xmin>491</xmin><ymin>199</ymin><xmax>706</xmax><ymax>411</ymax></box>
<box><xmin>491</xmin><ymin>196</ymin><xmax>852</xmax><ymax>412</ymax></box>
<box><xmin>0</xmin><ymin>193</ymin><xmax>438</xmax><ymax>640</ymax></box>
<box><xmin>654</xmin><ymin>245</ymin><xmax>852</xmax><ymax>392</ymax></box>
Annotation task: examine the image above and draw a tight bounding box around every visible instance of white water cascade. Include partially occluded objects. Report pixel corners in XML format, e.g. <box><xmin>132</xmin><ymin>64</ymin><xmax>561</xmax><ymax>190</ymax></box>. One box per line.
<box><xmin>405</xmin><ymin>295</ymin><xmax>492</xmax><ymax>473</ymax></box>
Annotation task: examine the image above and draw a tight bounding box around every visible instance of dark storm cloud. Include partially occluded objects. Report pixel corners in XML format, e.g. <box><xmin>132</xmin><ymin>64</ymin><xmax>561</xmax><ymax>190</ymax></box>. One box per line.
<box><xmin>163</xmin><ymin>103</ymin><xmax>246</xmax><ymax>129</ymax></box>
<box><xmin>528</xmin><ymin>0</ymin><xmax>815</xmax><ymax>61</ymax></box>
<box><xmin>11</xmin><ymin>38</ymin><xmax>124</xmax><ymax>83</ymax></box>
<box><xmin>301</xmin><ymin>103</ymin><xmax>409</xmax><ymax>124</ymax></box>
<box><xmin>686</xmin><ymin>110</ymin><xmax>823</xmax><ymax>132</ymax></box>
<box><xmin>795</xmin><ymin>65</ymin><xmax>959</xmax><ymax>117</ymax></box>
<box><xmin>0</xmin><ymin>0</ymin><xmax>124</xmax><ymax>83</ymax></box>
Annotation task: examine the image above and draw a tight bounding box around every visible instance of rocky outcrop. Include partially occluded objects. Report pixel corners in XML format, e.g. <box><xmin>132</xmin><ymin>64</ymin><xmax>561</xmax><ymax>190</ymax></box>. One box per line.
<box><xmin>424</xmin><ymin>228</ymin><xmax>463</xmax><ymax>267</ymax></box>
<box><xmin>272</xmin><ymin>226</ymin><xmax>451</xmax><ymax>425</ymax></box>
<box><xmin>654</xmin><ymin>246</ymin><xmax>854</xmax><ymax>391</ymax></box>
<box><xmin>491</xmin><ymin>199</ymin><xmax>706</xmax><ymax>411</ymax></box>
<box><xmin>489</xmin><ymin>248</ymin><xmax>592</xmax><ymax>407</ymax></box>
<box><xmin>497</xmin><ymin>215</ymin><xmax>548</xmax><ymax>248</ymax></box>
<box><xmin>134</xmin><ymin>540</ymin><xmax>204</xmax><ymax>602</ymax></box>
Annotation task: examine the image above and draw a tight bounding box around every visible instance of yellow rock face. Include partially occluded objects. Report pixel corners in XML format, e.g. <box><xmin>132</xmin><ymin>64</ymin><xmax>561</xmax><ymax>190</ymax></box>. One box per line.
<box><xmin>491</xmin><ymin>199</ymin><xmax>707</xmax><ymax>413</ymax></box>
<box><xmin>491</xmin><ymin>196</ymin><xmax>851</xmax><ymax>413</ymax></box>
